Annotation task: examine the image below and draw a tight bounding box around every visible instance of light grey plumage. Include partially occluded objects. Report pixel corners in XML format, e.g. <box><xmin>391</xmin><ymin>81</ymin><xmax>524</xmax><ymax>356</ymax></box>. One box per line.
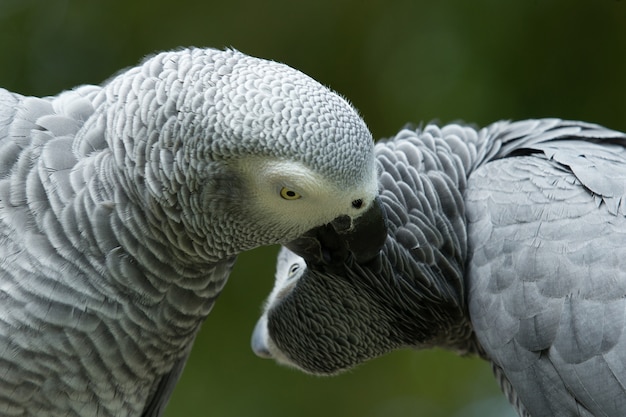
<box><xmin>0</xmin><ymin>47</ymin><xmax>386</xmax><ymax>416</ymax></box>
<box><xmin>252</xmin><ymin>118</ymin><xmax>626</xmax><ymax>417</ymax></box>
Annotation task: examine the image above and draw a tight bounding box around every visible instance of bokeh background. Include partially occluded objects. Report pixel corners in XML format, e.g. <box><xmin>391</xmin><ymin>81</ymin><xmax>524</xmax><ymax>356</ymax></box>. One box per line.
<box><xmin>1</xmin><ymin>1</ymin><xmax>625</xmax><ymax>416</ymax></box>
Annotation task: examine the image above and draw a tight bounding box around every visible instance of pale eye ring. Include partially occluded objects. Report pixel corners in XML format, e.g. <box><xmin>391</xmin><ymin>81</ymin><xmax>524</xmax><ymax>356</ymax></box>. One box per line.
<box><xmin>287</xmin><ymin>263</ymin><xmax>301</xmax><ymax>278</ymax></box>
<box><xmin>280</xmin><ymin>187</ymin><xmax>301</xmax><ymax>200</ymax></box>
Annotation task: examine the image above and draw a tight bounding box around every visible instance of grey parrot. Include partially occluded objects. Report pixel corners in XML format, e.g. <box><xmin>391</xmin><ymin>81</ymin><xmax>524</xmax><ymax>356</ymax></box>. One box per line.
<box><xmin>252</xmin><ymin>119</ymin><xmax>626</xmax><ymax>417</ymax></box>
<box><xmin>0</xmin><ymin>47</ymin><xmax>387</xmax><ymax>416</ymax></box>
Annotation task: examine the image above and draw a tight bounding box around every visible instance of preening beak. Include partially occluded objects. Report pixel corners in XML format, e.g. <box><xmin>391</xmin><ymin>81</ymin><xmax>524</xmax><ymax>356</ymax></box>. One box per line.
<box><xmin>286</xmin><ymin>196</ymin><xmax>388</xmax><ymax>266</ymax></box>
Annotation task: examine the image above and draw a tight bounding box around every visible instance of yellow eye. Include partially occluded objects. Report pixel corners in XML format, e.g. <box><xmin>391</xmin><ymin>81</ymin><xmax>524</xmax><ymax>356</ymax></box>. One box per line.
<box><xmin>280</xmin><ymin>187</ymin><xmax>301</xmax><ymax>200</ymax></box>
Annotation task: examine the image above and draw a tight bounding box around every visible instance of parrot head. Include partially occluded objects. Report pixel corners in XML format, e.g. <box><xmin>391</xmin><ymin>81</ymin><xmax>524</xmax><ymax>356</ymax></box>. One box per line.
<box><xmin>250</xmin><ymin>246</ymin><xmax>404</xmax><ymax>375</ymax></box>
<box><xmin>103</xmin><ymin>47</ymin><xmax>387</xmax><ymax>262</ymax></box>
<box><xmin>251</xmin><ymin>244</ymin><xmax>470</xmax><ymax>375</ymax></box>
<box><xmin>251</xmin><ymin>208</ymin><xmax>470</xmax><ymax>375</ymax></box>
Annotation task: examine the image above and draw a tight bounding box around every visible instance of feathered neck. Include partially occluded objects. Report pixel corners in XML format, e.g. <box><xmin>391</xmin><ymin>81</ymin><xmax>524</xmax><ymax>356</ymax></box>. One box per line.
<box><xmin>371</xmin><ymin>125</ymin><xmax>484</xmax><ymax>352</ymax></box>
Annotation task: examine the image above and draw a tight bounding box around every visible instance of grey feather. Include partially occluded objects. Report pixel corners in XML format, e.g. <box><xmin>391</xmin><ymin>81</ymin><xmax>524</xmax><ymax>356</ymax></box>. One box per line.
<box><xmin>255</xmin><ymin>118</ymin><xmax>626</xmax><ymax>417</ymax></box>
<box><xmin>0</xmin><ymin>47</ymin><xmax>381</xmax><ymax>416</ymax></box>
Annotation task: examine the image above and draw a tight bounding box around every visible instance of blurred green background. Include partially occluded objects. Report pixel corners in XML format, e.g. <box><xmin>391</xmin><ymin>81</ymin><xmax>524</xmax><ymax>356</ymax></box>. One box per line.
<box><xmin>1</xmin><ymin>1</ymin><xmax>625</xmax><ymax>416</ymax></box>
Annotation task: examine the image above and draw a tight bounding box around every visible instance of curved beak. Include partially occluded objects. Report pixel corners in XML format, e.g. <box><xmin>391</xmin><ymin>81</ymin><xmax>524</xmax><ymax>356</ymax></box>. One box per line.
<box><xmin>251</xmin><ymin>316</ymin><xmax>272</xmax><ymax>359</ymax></box>
<box><xmin>285</xmin><ymin>196</ymin><xmax>387</xmax><ymax>266</ymax></box>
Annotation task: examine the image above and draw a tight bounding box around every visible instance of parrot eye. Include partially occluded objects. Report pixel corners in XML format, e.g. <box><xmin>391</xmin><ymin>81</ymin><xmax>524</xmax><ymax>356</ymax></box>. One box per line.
<box><xmin>287</xmin><ymin>263</ymin><xmax>301</xmax><ymax>278</ymax></box>
<box><xmin>351</xmin><ymin>199</ymin><xmax>363</xmax><ymax>209</ymax></box>
<box><xmin>280</xmin><ymin>187</ymin><xmax>302</xmax><ymax>200</ymax></box>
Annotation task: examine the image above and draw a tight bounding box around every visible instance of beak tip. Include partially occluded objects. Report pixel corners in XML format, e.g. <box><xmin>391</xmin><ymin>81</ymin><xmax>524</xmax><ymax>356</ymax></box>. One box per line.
<box><xmin>251</xmin><ymin>318</ymin><xmax>273</xmax><ymax>359</ymax></box>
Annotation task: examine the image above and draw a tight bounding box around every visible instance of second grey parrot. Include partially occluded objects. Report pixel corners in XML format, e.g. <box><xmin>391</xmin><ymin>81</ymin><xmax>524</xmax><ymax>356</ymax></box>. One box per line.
<box><xmin>0</xmin><ymin>47</ymin><xmax>386</xmax><ymax>416</ymax></box>
<box><xmin>252</xmin><ymin>119</ymin><xmax>626</xmax><ymax>417</ymax></box>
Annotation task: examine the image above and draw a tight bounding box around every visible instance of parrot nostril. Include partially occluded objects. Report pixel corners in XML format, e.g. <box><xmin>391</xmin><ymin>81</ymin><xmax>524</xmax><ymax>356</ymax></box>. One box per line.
<box><xmin>352</xmin><ymin>199</ymin><xmax>363</xmax><ymax>209</ymax></box>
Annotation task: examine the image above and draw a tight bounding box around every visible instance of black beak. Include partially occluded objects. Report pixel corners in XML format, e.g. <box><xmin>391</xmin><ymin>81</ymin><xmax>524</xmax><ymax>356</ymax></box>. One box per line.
<box><xmin>285</xmin><ymin>196</ymin><xmax>387</xmax><ymax>267</ymax></box>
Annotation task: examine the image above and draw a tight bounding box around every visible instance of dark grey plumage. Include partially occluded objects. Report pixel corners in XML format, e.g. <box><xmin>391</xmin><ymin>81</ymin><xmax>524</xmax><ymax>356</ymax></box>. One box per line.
<box><xmin>253</xmin><ymin>118</ymin><xmax>626</xmax><ymax>417</ymax></box>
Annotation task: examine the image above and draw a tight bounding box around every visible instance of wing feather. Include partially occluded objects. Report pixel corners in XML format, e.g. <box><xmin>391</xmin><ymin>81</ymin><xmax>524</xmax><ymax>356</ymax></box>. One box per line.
<box><xmin>467</xmin><ymin>144</ymin><xmax>626</xmax><ymax>416</ymax></box>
